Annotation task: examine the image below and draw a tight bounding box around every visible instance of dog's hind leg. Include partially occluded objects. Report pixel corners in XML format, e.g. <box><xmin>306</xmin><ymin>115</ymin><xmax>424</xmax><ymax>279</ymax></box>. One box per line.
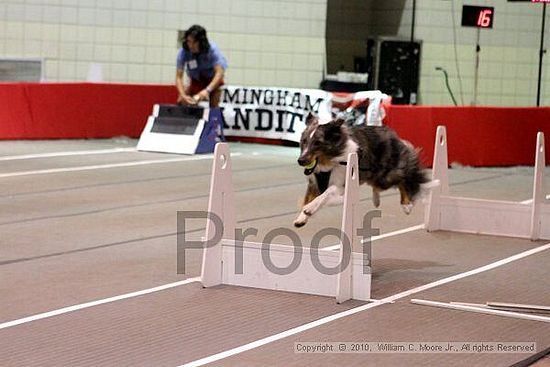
<box><xmin>398</xmin><ymin>184</ymin><xmax>414</xmax><ymax>215</ymax></box>
<box><xmin>372</xmin><ymin>187</ymin><xmax>381</xmax><ymax>208</ymax></box>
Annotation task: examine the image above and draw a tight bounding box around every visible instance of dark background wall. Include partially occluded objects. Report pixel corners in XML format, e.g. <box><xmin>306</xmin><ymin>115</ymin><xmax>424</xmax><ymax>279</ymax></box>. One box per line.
<box><xmin>325</xmin><ymin>0</ymin><xmax>408</xmax><ymax>74</ymax></box>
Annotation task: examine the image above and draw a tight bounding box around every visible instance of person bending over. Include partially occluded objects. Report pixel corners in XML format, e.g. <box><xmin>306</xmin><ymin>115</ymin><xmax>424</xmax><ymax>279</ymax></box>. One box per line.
<box><xmin>176</xmin><ymin>24</ymin><xmax>228</xmax><ymax>108</ymax></box>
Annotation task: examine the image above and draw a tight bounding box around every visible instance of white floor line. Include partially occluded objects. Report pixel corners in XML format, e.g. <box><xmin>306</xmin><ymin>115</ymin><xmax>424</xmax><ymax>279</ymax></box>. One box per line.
<box><xmin>520</xmin><ymin>194</ymin><xmax>550</xmax><ymax>204</ymax></box>
<box><xmin>0</xmin><ymin>153</ymin><xmax>242</xmax><ymax>179</ymax></box>
<box><xmin>179</xmin><ymin>242</ymin><xmax>550</xmax><ymax>367</ymax></box>
<box><xmin>322</xmin><ymin>224</ymin><xmax>424</xmax><ymax>251</ymax></box>
<box><xmin>0</xmin><ymin>277</ymin><xmax>201</xmax><ymax>330</ymax></box>
<box><xmin>411</xmin><ymin>299</ymin><xmax>550</xmax><ymax>323</ymax></box>
<box><xmin>0</xmin><ymin>147</ymin><xmax>137</xmax><ymax>161</ymax></box>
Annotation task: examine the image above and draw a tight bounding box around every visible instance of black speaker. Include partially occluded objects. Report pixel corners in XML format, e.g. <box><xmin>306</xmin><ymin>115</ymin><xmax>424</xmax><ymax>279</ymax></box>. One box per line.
<box><xmin>366</xmin><ymin>38</ymin><xmax>421</xmax><ymax>105</ymax></box>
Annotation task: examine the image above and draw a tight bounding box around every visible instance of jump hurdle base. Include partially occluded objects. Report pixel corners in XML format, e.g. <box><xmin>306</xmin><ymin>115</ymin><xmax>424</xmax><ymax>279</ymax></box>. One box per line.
<box><xmin>426</xmin><ymin>126</ymin><xmax>549</xmax><ymax>240</ymax></box>
<box><xmin>201</xmin><ymin>143</ymin><xmax>371</xmax><ymax>303</ymax></box>
<box><xmin>222</xmin><ymin>240</ymin><xmax>371</xmax><ymax>301</ymax></box>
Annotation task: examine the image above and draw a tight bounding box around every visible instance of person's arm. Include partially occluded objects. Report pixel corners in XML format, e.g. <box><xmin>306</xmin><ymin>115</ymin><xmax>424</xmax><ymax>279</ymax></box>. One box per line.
<box><xmin>176</xmin><ymin>69</ymin><xmax>196</xmax><ymax>105</ymax></box>
<box><xmin>194</xmin><ymin>64</ymin><xmax>225</xmax><ymax>102</ymax></box>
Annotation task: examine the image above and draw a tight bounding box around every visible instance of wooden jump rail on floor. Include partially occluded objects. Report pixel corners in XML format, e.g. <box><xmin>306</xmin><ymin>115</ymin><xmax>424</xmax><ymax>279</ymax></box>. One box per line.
<box><xmin>425</xmin><ymin>126</ymin><xmax>549</xmax><ymax>240</ymax></box>
<box><xmin>200</xmin><ymin>143</ymin><xmax>371</xmax><ymax>303</ymax></box>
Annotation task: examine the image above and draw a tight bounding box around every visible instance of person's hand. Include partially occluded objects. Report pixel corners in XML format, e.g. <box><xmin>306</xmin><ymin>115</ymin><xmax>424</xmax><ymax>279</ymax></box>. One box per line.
<box><xmin>194</xmin><ymin>89</ymin><xmax>210</xmax><ymax>102</ymax></box>
<box><xmin>178</xmin><ymin>93</ymin><xmax>197</xmax><ymax>105</ymax></box>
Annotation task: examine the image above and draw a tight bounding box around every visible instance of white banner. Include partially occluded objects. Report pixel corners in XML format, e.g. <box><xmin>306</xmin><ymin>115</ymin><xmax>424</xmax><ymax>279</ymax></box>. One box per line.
<box><xmin>219</xmin><ymin>86</ymin><xmax>389</xmax><ymax>143</ymax></box>
<box><xmin>219</xmin><ymin>86</ymin><xmax>332</xmax><ymax>143</ymax></box>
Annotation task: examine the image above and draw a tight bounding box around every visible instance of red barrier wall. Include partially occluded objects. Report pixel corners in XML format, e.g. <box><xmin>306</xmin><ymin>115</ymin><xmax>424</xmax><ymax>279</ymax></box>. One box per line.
<box><xmin>385</xmin><ymin>105</ymin><xmax>550</xmax><ymax>167</ymax></box>
<box><xmin>0</xmin><ymin>82</ymin><xmax>176</xmax><ymax>139</ymax></box>
<box><xmin>0</xmin><ymin>83</ymin><xmax>548</xmax><ymax>166</ymax></box>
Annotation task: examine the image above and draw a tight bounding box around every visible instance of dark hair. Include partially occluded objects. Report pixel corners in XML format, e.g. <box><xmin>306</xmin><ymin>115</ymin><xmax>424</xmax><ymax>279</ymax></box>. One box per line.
<box><xmin>182</xmin><ymin>24</ymin><xmax>210</xmax><ymax>54</ymax></box>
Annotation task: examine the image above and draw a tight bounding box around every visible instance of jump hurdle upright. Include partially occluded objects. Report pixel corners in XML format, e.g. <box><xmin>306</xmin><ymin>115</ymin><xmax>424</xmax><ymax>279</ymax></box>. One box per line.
<box><xmin>201</xmin><ymin>143</ymin><xmax>372</xmax><ymax>303</ymax></box>
<box><xmin>425</xmin><ymin>126</ymin><xmax>550</xmax><ymax>240</ymax></box>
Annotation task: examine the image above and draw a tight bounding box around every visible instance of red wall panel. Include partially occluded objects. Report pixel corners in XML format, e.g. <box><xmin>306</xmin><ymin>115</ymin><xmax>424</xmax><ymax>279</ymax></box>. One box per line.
<box><xmin>385</xmin><ymin>105</ymin><xmax>550</xmax><ymax>167</ymax></box>
<box><xmin>0</xmin><ymin>83</ymin><xmax>176</xmax><ymax>139</ymax></box>
<box><xmin>0</xmin><ymin>83</ymin><xmax>548</xmax><ymax>167</ymax></box>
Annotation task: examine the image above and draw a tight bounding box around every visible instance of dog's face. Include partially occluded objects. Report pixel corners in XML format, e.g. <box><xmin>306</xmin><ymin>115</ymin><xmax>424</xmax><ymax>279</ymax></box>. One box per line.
<box><xmin>297</xmin><ymin>114</ymin><xmax>346</xmax><ymax>175</ymax></box>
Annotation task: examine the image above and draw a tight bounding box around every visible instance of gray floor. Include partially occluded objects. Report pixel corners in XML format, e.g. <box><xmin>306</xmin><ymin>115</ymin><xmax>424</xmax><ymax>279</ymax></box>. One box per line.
<box><xmin>0</xmin><ymin>139</ymin><xmax>549</xmax><ymax>366</ymax></box>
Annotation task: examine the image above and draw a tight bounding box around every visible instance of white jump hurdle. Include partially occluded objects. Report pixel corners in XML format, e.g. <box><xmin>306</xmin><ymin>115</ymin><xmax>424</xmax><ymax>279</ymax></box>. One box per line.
<box><xmin>201</xmin><ymin>143</ymin><xmax>372</xmax><ymax>303</ymax></box>
<box><xmin>425</xmin><ymin>126</ymin><xmax>549</xmax><ymax>240</ymax></box>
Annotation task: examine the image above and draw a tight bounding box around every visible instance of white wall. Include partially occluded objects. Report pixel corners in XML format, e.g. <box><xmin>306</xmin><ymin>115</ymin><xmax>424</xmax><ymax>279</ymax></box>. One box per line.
<box><xmin>0</xmin><ymin>0</ymin><xmax>327</xmax><ymax>88</ymax></box>
<box><xmin>2</xmin><ymin>0</ymin><xmax>549</xmax><ymax>106</ymax></box>
<box><xmin>371</xmin><ymin>0</ymin><xmax>550</xmax><ymax>106</ymax></box>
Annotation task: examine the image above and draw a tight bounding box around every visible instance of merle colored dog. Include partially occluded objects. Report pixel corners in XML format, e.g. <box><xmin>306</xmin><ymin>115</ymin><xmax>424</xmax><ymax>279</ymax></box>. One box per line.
<box><xmin>294</xmin><ymin>114</ymin><xmax>428</xmax><ymax>227</ymax></box>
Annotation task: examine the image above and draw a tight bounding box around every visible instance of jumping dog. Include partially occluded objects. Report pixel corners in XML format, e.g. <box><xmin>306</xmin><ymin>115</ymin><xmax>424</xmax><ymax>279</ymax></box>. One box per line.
<box><xmin>294</xmin><ymin>113</ymin><xmax>428</xmax><ymax>227</ymax></box>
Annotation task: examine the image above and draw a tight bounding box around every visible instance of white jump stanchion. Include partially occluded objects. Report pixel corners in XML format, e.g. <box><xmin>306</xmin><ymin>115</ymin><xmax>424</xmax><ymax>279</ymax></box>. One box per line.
<box><xmin>200</xmin><ymin>143</ymin><xmax>236</xmax><ymax>287</ymax></box>
<box><xmin>200</xmin><ymin>144</ymin><xmax>371</xmax><ymax>302</ymax></box>
<box><xmin>425</xmin><ymin>127</ymin><xmax>549</xmax><ymax>240</ymax></box>
<box><xmin>530</xmin><ymin>132</ymin><xmax>546</xmax><ymax>240</ymax></box>
<box><xmin>336</xmin><ymin>153</ymin><xmax>359</xmax><ymax>303</ymax></box>
<box><xmin>425</xmin><ymin>126</ymin><xmax>449</xmax><ymax>232</ymax></box>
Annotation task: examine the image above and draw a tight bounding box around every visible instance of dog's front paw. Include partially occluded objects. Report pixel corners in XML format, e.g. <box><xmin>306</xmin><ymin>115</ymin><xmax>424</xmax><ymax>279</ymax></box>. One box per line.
<box><xmin>294</xmin><ymin>215</ymin><xmax>307</xmax><ymax>228</ymax></box>
<box><xmin>401</xmin><ymin>203</ymin><xmax>414</xmax><ymax>215</ymax></box>
<box><xmin>293</xmin><ymin>210</ymin><xmax>310</xmax><ymax>227</ymax></box>
<box><xmin>302</xmin><ymin>201</ymin><xmax>320</xmax><ymax>217</ymax></box>
<box><xmin>294</xmin><ymin>220</ymin><xmax>306</xmax><ymax>228</ymax></box>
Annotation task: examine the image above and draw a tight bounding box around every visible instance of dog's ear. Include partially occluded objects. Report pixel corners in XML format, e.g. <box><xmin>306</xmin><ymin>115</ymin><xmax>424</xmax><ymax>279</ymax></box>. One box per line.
<box><xmin>324</xmin><ymin>118</ymin><xmax>344</xmax><ymax>142</ymax></box>
<box><xmin>305</xmin><ymin>112</ymin><xmax>318</xmax><ymax>126</ymax></box>
<box><xmin>331</xmin><ymin>118</ymin><xmax>345</xmax><ymax>127</ymax></box>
